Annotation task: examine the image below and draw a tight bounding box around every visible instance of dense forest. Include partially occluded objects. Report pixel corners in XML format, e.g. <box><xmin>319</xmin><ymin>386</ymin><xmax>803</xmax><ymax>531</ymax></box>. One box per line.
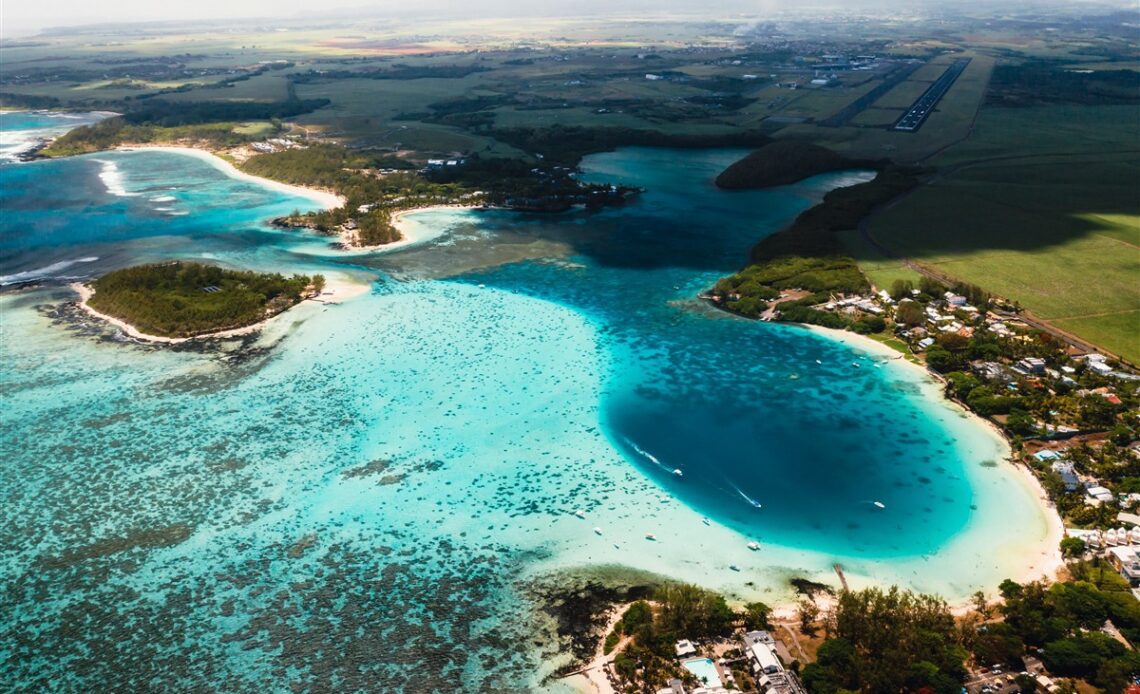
<box><xmin>87</xmin><ymin>262</ymin><xmax>322</xmax><ymax>338</ymax></box>
<box><xmin>714</xmin><ymin>141</ymin><xmax>882</xmax><ymax>189</ymax></box>
<box><xmin>802</xmin><ymin>587</ymin><xmax>966</xmax><ymax>694</ymax></box>
<box><xmin>42</xmin><ymin>117</ymin><xmax>258</xmax><ymax>156</ymax></box>
<box><xmin>987</xmin><ymin>63</ymin><xmax>1140</xmax><ymax>106</ymax></box>
<box><xmin>489</xmin><ymin>125</ymin><xmax>773</xmax><ymax>167</ymax></box>
<box><xmin>118</xmin><ymin>97</ymin><xmax>330</xmax><ymax>127</ymax></box>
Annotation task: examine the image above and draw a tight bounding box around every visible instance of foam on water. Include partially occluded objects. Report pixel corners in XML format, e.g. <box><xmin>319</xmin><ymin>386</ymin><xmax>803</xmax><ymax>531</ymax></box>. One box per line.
<box><xmin>0</xmin><ymin>256</ymin><xmax>99</xmax><ymax>285</ymax></box>
<box><xmin>0</xmin><ymin>111</ymin><xmax>110</xmax><ymax>161</ymax></box>
<box><xmin>0</xmin><ymin>131</ymin><xmax>1055</xmax><ymax>690</ymax></box>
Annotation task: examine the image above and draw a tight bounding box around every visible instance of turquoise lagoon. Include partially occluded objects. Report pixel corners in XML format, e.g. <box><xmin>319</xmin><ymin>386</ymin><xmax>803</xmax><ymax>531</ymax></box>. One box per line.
<box><xmin>0</xmin><ymin>141</ymin><xmax>1054</xmax><ymax>690</ymax></box>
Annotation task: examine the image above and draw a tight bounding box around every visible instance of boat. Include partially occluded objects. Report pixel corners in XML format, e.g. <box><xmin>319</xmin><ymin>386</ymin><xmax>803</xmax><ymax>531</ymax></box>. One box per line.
<box><xmin>815</xmin><ymin>359</ymin><xmax>822</xmax><ymax>364</ymax></box>
<box><xmin>747</xmin><ymin>541</ymin><xmax>760</xmax><ymax>551</ymax></box>
<box><xmin>645</xmin><ymin>533</ymin><xmax>657</xmax><ymax>541</ymax></box>
<box><xmin>701</xmin><ymin>518</ymin><xmax>711</xmax><ymax>526</ymax></box>
<box><xmin>873</xmin><ymin>501</ymin><xmax>885</xmax><ymax>509</ymax></box>
<box><xmin>574</xmin><ymin>509</ymin><xmax>585</xmax><ymax>518</ymax></box>
<box><xmin>852</xmin><ymin>362</ymin><xmax>861</xmax><ymax>368</ymax></box>
<box><xmin>729</xmin><ymin>564</ymin><xmax>740</xmax><ymax>572</ymax></box>
<box><xmin>594</xmin><ymin>527</ymin><xmax>603</xmax><ymax>536</ymax></box>
<box><xmin>672</xmin><ymin>468</ymin><xmax>683</xmax><ymax>477</ymax></box>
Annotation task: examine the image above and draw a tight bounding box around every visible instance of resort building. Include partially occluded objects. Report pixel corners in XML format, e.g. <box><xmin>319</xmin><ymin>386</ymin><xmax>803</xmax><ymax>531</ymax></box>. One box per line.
<box><xmin>1087</xmin><ymin>485</ymin><xmax>1116</xmax><ymax>505</ymax></box>
<box><xmin>1108</xmin><ymin>546</ymin><xmax>1140</xmax><ymax>587</ymax></box>
<box><xmin>675</xmin><ymin>639</ymin><xmax>697</xmax><ymax>658</ymax></box>
<box><xmin>741</xmin><ymin>631</ymin><xmax>807</xmax><ymax>694</ymax></box>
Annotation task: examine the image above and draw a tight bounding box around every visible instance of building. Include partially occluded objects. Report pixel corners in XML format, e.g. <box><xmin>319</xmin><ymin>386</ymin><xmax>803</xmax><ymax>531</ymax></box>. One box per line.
<box><xmin>657</xmin><ymin>679</ymin><xmax>687</xmax><ymax>694</ymax></box>
<box><xmin>1108</xmin><ymin>545</ymin><xmax>1140</xmax><ymax>588</ymax></box>
<box><xmin>1087</xmin><ymin>485</ymin><xmax>1116</xmax><ymax>505</ymax></box>
<box><xmin>741</xmin><ymin>631</ymin><xmax>807</xmax><ymax>694</ymax></box>
<box><xmin>742</xmin><ymin>631</ymin><xmax>781</xmax><ymax>675</ymax></box>
<box><xmin>675</xmin><ymin>639</ymin><xmax>697</xmax><ymax>658</ymax></box>
<box><xmin>1051</xmin><ymin>461</ymin><xmax>1080</xmax><ymax>492</ymax></box>
<box><xmin>1015</xmin><ymin>357</ymin><xmax>1047</xmax><ymax>375</ymax></box>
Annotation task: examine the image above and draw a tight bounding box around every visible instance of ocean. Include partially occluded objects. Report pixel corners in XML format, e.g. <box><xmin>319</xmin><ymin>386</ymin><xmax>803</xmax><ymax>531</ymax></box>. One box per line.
<box><xmin>0</xmin><ymin>116</ymin><xmax>1052</xmax><ymax>690</ymax></box>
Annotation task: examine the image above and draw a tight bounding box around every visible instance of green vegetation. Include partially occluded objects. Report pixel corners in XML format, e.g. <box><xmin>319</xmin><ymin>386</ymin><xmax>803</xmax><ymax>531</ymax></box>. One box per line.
<box><xmin>606</xmin><ymin>584</ymin><xmax>739</xmax><ymax>691</ymax></box>
<box><xmin>41</xmin><ymin>117</ymin><xmax>265</xmax><ymax>156</ymax></box>
<box><xmin>996</xmin><ymin>566</ymin><xmax>1140</xmax><ymax>691</ymax></box>
<box><xmin>711</xmin><ymin>164</ymin><xmax>924</xmax><ymax>329</ymax></box>
<box><xmin>987</xmin><ymin>62</ymin><xmax>1140</xmax><ymax>107</ymax></box>
<box><xmin>802</xmin><ymin>587</ymin><xmax>966</xmax><ymax>694</ymax></box>
<box><xmin>87</xmin><ymin>262</ymin><xmax>322</xmax><ymax>338</ymax></box>
<box><xmin>714</xmin><ymin>141</ymin><xmax>879</xmax><ymax>189</ymax></box>
<box><xmin>869</xmin><ymin>101</ymin><xmax>1140</xmax><ymax>364</ymax></box>
<box><xmin>489</xmin><ymin>125</ymin><xmax>771</xmax><ymax>167</ymax></box>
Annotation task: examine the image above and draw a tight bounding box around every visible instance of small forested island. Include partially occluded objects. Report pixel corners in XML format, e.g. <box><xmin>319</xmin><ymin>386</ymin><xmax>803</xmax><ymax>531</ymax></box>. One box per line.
<box><xmin>713</xmin><ymin>140</ymin><xmax>880</xmax><ymax>190</ymax></box>
<box><xmin>82</xmin><ymin>262</ymin><xmax>324</xmax><ymax>339</ymax></box>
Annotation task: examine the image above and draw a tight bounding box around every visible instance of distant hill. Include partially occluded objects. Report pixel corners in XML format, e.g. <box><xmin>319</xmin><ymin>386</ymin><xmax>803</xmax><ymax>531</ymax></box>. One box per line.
<box><xmin>715</xmin><ymin>141</ymin><xmax>880</xmax><ymax>189</ymax></box>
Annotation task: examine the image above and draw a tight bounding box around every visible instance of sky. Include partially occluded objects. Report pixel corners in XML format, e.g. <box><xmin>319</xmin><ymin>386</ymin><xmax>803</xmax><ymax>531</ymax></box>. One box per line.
<box><xmin>1</xmin><ymin>0</ymin><xmax>1127</xmax><ymax>38</ymax></box>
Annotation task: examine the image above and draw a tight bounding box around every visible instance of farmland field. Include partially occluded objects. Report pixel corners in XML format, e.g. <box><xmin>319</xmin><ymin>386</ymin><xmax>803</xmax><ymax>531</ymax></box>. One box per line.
<box><xmin>868</xmin><ymin>105</ymin><xmax>1140</xmax><ymax>362</ymax></box>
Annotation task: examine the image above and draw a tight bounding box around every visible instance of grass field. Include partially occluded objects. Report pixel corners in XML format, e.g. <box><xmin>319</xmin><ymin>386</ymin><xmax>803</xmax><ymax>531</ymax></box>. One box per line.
<box><xmin>869</xmin><ymin>104</ymin><xmax>1140</xmax><ymax>362</ymax></box>
<box><xmin>835</xmin><ymin>229</ymin><xmax>923</xmax><ymax>290</ymax></box>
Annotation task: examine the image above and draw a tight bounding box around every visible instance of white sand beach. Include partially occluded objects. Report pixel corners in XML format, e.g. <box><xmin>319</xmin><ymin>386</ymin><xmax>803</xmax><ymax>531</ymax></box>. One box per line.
<box><xmin>115</xmin><ymin>145</ymin><xmax>345</xmax><ymax>210</ymax></box>
<box><xmin>71</xmin><ymin>275</ymin><xmax>369</xmax><ymax>344</ymax></box>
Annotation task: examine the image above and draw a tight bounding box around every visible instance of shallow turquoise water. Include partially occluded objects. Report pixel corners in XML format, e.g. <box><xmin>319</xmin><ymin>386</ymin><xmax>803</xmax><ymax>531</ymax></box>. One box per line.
<box><xmin>0</xmin><ymin>111</ymin><xmax>108</xmax><ymax>161</ymax></box>
<box><xmin>0</xmin><ymin>139</ymin><xmax>1050</xmax><ymax>690</ymax></box>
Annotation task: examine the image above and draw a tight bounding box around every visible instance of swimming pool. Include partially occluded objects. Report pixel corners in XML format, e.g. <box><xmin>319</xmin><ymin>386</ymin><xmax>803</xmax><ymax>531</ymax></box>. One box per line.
<box><xmin>682</xmin><ymin>657</ymin><xmax>723</xmax><ymax>688</ymax></box>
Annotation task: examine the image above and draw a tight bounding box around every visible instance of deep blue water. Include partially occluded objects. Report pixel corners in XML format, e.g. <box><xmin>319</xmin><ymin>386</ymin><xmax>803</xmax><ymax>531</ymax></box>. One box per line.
<box><xmin>0</xmin><ymin>140</ymin><xmax>1047</xmax><ymax>691</ymax></box>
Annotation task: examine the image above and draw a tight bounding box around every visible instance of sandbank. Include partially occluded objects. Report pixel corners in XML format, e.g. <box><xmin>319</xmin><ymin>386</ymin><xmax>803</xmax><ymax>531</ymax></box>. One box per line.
<box><xmin>338</xmin><ymin>204</ymin><xmax>484</xmax><ymax>253</ymax></box>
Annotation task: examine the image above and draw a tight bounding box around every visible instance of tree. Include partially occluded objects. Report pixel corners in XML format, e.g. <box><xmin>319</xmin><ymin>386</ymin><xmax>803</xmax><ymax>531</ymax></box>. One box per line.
<box><xmin>925</xmin><ymin>345</ymin><xmax>958</xmax><ymax>373</ymax></box>
<box><xmin>919</xmin><ymin>276</ymin><xmax>945</xmax><ymax>296</ymax></box>
<box><xmin>971</xmin><ymin>590</ymin><xmax>990</xmax><ymax>618</ymax></box>
<box><xmin>851</xmin><ymin>315</ymin><xmax>886</xmax><ymax>334</ymax></box>
<box><xmin>895</xmin><ymin>300</ymin><xmax>925</xmax><ymax>326</ymax></box>
<box><xmin>1007</xmin><ymin>408</ymin><xmax>1037</xmax><ymax>436</ymax></box>
<box><xmin>889</xmin><ymin>279</ymin><xmax>915</xmax><ymax>300</ymax></box>
<box><xmin>798</xmin><ymin>598</ymin><xmax>820</xmax><ymax>635</ymax></box>
<box><xmin>1059</xmin><ymin>537</ymin><xmax>1086</xmax><ymax>558</ymax></box>
<box><xmin>741</xmin><ymin>601</ymin><xmax>772</xmax><ymax>631</ymax></box>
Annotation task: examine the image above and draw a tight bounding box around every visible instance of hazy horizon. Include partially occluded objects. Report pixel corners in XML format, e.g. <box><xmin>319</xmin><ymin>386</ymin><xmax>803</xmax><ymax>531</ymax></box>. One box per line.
<box><xmin>3</xmin><ymin>0</ymin><xmax>1133</xmax><ymax>39</ymax></box>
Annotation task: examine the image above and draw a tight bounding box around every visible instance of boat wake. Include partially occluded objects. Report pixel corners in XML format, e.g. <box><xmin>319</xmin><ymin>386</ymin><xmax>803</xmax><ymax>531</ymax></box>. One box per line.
<box><xmin>623</xmin><ymin>437</ymin><xmax>681</xmax><ymax>476</ymax></box>
<box><xmin>727</xmin><ymin>481</ymin><xmax>763</xmax><ymax>509</ymax></box>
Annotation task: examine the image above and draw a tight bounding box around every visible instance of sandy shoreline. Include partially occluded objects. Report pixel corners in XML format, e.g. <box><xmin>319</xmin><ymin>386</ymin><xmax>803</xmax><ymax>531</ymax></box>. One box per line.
<box><xmin>114</xmin><ymin>145</ymin><xmax>345</xmax><ymax>210</ymax></box>
<box><xmin>801</xmin><ymin>322</ymin><xmax>1066</xmax><ymax>595</ymax></box>
<box><xmin>335</xmin><ymin>204</ymin><xmax>484</xmax><ymax>253</ymax></box>
<box><xmin>71</xmin><ymin>276</ymin><xmax>368</xmax><ymax>344</ymax></box>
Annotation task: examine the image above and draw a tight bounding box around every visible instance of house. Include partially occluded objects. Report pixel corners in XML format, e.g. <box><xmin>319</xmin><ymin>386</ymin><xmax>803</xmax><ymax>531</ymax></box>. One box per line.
<box><xmin>1107</xmin><ymin>545</ymin><xmax>1140</xmax><ymax>587</ymax></box>
<box><xmin>974</xmin><ymin>361</ymin><xmax>1011</xmax><ymax>383</ymax></box>
<box><xmin>944</xmin><ymin>291</ymin><xmax>968</xmax><ymax>306</ymax></box>
<box><xmin>1015</xmin><ymin>357</ymin><xmax>1046</xmax><ymax>375</ymax></box>
<box><xmin>1087</xmin><ymin>485</ymin><xmax>1116</xmax><ymax>505</ymax></box>
<box><xmin>1033</xmin><ymin>449</ymin><xmax>1062</xmax><ymax>462</ymax></box>
<box><xmin>1051</xmin><ymin>461</ymin><xmax>1080</xmax><ymax>492</ymax></box>
<box><xmin>657</xmin><ymin>679</ymin><xmax>687</xmax><ymax>694</ymax></box>
<box><xmin>917</xmin><ymin>337</ymin><xmax>935</xmax><ymax>350</ymax></box>
<box><xmin>675</xmin><ymin>639</ymin><xmax>697</xmax><ymax>658</ymax></box>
